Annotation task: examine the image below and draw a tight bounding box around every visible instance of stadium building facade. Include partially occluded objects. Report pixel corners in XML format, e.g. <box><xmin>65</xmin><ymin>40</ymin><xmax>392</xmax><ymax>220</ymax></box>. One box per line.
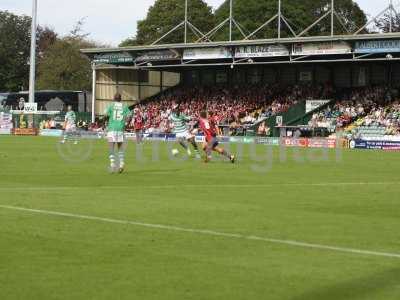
<box><xmin>82</xmin><ymin>33</ymin><xmax>400</xmax><ymax>116</ymax></box>
<box><xmin>82</xmin><ymin>0</ymin><xmax>400</xmax><ymax>121</ymax></box>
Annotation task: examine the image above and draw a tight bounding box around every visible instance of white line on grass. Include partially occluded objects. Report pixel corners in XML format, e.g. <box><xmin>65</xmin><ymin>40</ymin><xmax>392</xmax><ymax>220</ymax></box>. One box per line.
<box><xmin>0</xmin><ymin>181</ymin><xmax>399</xmax><ymax>191</ymax></box>
<box><xmin>1</xmin><ymin>204</ymin><xmax>400</xmax><ymax>260</ymax></box>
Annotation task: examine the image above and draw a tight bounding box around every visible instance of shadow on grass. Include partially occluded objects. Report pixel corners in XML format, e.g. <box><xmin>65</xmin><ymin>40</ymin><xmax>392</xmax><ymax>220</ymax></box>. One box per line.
<box><xmin>291</xmin><ymin>268</ymin><xmax>400</xmax><ymax>300</ymax></box>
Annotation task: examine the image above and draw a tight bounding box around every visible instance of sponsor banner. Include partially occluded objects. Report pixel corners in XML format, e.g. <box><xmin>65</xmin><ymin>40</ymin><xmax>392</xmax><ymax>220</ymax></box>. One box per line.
<box><xmin>10</xmin><ymin>110</ymin><xmax>60</xmax><ymax>115</ymax></box>
<box><xmin>80</xmin><ymin>131</ymin><xmax>104</xmax><ymax>140</ymax></box>
<box><xmin>281</xmin><ymin>138</ymin><xmax>338</xmax><ymax>148</ymax></box>
<box><xmin>93</xmin><ymin>52</ymin><xmax>134</xmax><ymax>64</ymax></box>
<box><xmin>308</xmin><ymin>139</ymin><xmax>336</xmax><ymax>149</ymax></box>
<box><xmin>0</xmin><ymin>112</ymin><xmax>12</xmax><ymax>130</ymax></box>
<box><xmin>350</xmin><ymin>139</ymin><xmax>400</xmax><ymax>151</ymax></box>
<box><xmin>306</xmin><ymin>100</ymin><xmax>331</xmax><ymax>113</ymax></box>
<box><xmin>139</xmin><ymin>133</ymin><xmax>177</xmax><ymax>141</ymax></box>
<box><xmin>292</xmin><ymin>41</ymin><xmax>351</xmax><ymax>56</ymax></box>
<box><xmin>125</xmin><ymin>132</ymin><xmax>136</xmax><ymax>140</ymax></box>
<box><xmin>13</xmin><ymin>128</ymin><xmax>38</xmax><ymax>136</ymax></box>
<box><xmin>255</xmin><ymin>137</ymin><xmax>280</xmax><ymax>145</ymax></box>
<box><xmin>24</xmin><ymin>103</ymin><xmax>37</xmax><ymax>113</ymax></box>
<box><xmin>183</xmin><ymin>47</ymin><xmax>232</xmax><ymax>60</ymax></box>
<box><xmin>361</xmin><ymin>136</ymin><xmax>400</xmax><ymax>141</ymax></box>
<box><xmin>143</xmin><ymin>134</ymin><xmax>254</xmax><ymax>144</ymax></box>
<box><xmin>234</xmin><ymin>44</ymin><xmax>289</xmax><ymax>58</ymax></box>
<box><xmin>136</xmin><ymin>49</ymin><xmax>180</xmax><ymax>61</ymax></box>
<box><xmin>39</xmin><ymin>129</ymin><xmax>63</xmax><ymax>137</ymax></box>
<box><xmin>355</xmin><ymin>40</ymin><xmax>400</xmax><ymax>54</ymax></box>
<box><xmin>0</xmin><ymin>128</ymin><xmax>11</xmax><ymax>135</ymax></box>
<box><xmin>282</xmin><ymin>138</ymin><xmax>309</xmax><ymax>147</ymax></box>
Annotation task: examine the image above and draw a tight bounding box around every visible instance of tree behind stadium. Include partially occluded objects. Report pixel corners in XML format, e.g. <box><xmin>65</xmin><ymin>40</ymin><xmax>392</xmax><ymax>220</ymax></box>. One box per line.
<box><xmin>36</xmin><ymin>21</ymin><xmax>103</xmax><ymax>91</ymax></box>
<box><xmin>375</xmin><ymin>11</ymin><xmax>400</xmax><ymax>33</ymax></box>
<box><xmin>0</xmin><ymin>11</ymin><xmax>31</xmax><ymax>92</ymax></box>
<box><xmin>213</xmin><ymin>0</ymin><xmax>367</xmax><ymax>40</ymax></box>
<box><xmin>136</xmin><ymin>0</ymin><xmax>215</xmax><ymax>45</ymax></box>
<box><xmin>0</xmin><ymin>11</ymin><xmax>58</xmax><ymax>92</ymax></box>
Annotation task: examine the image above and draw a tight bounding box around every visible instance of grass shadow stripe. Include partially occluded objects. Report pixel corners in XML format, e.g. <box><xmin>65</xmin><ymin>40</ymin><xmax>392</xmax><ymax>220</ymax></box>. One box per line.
<box><xmin>1</xmin><ymin>204</ymin><xmax>400</xmax><ymax>260</ymax></box>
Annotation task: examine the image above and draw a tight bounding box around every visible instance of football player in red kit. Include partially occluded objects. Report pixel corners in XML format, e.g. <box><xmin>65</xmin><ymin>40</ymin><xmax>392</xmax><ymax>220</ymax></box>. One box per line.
<box><xmin>199</xmin><ymin>111</ymin><xmax>235</xmax><ymax>163</ymax></box>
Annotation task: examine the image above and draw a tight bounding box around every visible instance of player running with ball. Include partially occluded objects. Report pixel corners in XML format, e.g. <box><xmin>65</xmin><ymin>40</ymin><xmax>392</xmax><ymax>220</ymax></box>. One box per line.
<box><xmin>169</xmin><ymin>105</ymin><xmax>200</xmax><ymax>158</ymax></box>
<box><xmin>199</xmin><ymin>111</ymin><xmax>235</xmax><ymax>163</ymax></box>
<box><xmin>104</xmin><ymin>93</ymin><xmax>131</xmax><ymax>173</ymax></box>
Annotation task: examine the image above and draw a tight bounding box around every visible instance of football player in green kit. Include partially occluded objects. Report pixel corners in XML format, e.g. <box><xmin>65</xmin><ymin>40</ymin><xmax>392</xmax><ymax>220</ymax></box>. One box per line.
<box><xmin>104</xmin><ymin>93</ymin><xmax>131</xmax><ymax>173</ymax></box>
<box><xmin>61</xmin><ymin>105</ymin><xmax>78</xmax><ymax>144</ymax></box>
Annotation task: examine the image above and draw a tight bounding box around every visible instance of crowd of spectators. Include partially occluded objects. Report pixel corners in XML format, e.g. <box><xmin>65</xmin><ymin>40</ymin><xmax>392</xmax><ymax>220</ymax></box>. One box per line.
<box><xmin>308</xmin><ymin>86</ymin><xmax>388</xmax><ymax>132</ymax></box>
<box><xmin>132</xmin><ymin>83</ymin><xmax>333</xmax><ymax>134</ymax></box>
<box><xmin>353</xmin><ymin>101</ymin><xmax>400</xmax><ymax>135</ymax></box>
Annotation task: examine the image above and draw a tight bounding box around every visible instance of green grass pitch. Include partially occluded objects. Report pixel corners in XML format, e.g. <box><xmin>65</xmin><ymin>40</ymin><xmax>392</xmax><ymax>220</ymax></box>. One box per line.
<box><xmin>0</xmin><ymin>135</ymin><xmax>400</xmax><ymax>300</ymax></box>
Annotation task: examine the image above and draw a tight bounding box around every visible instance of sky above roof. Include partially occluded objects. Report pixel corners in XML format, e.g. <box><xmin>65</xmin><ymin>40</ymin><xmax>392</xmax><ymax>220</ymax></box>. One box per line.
<box><xmin>0</xmin><ymin>0</ymin><xmax>388</xmax><ymax>46</ymax></box>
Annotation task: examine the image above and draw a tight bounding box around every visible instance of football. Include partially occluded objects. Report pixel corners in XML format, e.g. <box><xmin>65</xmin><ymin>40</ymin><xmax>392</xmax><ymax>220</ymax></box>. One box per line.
<box><xmin>171</xmin><ymin>148</ymin><xmax>179</xmax><ymax>156</ymax></box>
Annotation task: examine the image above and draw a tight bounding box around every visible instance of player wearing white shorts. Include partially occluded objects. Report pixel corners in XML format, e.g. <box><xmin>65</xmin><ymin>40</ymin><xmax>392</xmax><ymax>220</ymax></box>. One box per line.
<box><xmin>169</xmin><ymin>105</ymin><xmax>200</xmax><ymax>158</ymax></box>
<box><xmin>104</xmin><ymin>93</ymin><xmax>131</xmax><ymax>173</ymax></box>
<box><xmin>61</xmin><ymin>105</ymin><xmax>78</xmax><ymax>144</ymax></box>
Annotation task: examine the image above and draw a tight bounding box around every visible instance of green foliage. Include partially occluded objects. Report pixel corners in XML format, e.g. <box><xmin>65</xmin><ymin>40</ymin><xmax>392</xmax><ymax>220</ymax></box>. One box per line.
<box><xmin>0</xmin><ymin>11</ymin><xmax>31</xmax><ymax>91</ymax></box>
<box><xmin>37</xmin><ymin>26</ymin><xmax>58</xmax><ymax>57</ymax></box>
<box><xmin>136</xmin><ymin>0</ymin><xmax>215</xmax><ymax>45</ymax></box>
<box><xmin>36</xmin><ymin>38</ymin><xmax>93</xmax><ymax>91</ymax></box>
<box><xmin>36</xmin><ymin>20</ymin><xmax>102</xmax><ymax>91</ymax></box>
<box><xmin>0</xmin><ymin>11</ymin><xmax>58</xmax><ymax>92</ymax></box>
<box><xmin>122</xmin><ymin>0</ymin><xmax>368</xmax><ymax>45</ymax></box>
<box><xmin>119</xmin><ymin>37</ymin><xmax>139</xmax><ymax>47</ymax></box>
<box><xmin>213</xmin><ymin>0</ymin><xmax>367</xmax><ymax>40</ymax></box>
<box><xmin>0</xmin><ymin>12</ymin><xmax>101</xmax><ymax>93</ymax></box>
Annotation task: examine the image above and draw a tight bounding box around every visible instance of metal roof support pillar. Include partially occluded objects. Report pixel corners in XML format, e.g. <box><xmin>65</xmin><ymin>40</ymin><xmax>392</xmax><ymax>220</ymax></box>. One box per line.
<box><xmin>390</xmin><ymin>0</ymin><xmax>393</xmax><ymax>33</ymax></box>
<box><xmin>229</xmin><ymin>0</ymin><xmax>233</xmax><ymax>41</ymax></box>
<box><xmin>28</xmin><ymin>0</ymin><xmax>38</xmax><ymax>103</ymax></box>
<box><xmin>354</xmin><ymin>5</ymin><xmax>391</xmax><ymax>35</ymax></box>
<box><xmin>278</xmin><ymin>0</ymin><xmax>281</xmax><ymax>39</ymax></box>
<box><xmin>298</xmin><ymin>10</ymin><xmax>331</xmax><ymax>37</ymax></box>
<box><xmin>244</xmin><ymin>14</ymin><xmax>278</xmax><ymax>40</ymax></box>
<box><xmin>91</xmin><ymin>63</ymin><xmax>96</xmax><ymax>123</ymax></box>
<box><xmin>184</xmin><ymin>0</ymin><xmax>188</xmax><ymax>43</ymax></box>
<box><xmin>195</xmin><ymin>18</ymin><xmax>229</xmax><ymax>42</ymax></box>
<box><xmin>151</xmin><ymin>21</ymin><xmax>184</xmax><ymax>45</ymax></box>
<box><xmin>331</xmin><ymin>0</ymin><xmax>334</xmax><ymax>36</ymax></box>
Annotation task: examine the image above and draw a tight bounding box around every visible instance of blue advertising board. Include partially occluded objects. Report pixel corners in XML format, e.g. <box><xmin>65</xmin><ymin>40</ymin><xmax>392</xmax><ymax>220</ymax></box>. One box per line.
<box><xmin>355</xmin><ymin>40</ymin><xmax>400</xmax><ymax>54</ymax></box>
<box><xmin>350</xmin><ymin>139</ymin><xmax>400</xmax><ymax>150</ymax></box>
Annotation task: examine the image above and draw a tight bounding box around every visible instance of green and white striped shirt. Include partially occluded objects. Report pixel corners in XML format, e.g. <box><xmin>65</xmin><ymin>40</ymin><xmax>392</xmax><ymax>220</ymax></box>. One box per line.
<box><xmin>65</xmin><ymin>111</ymin><xmax>76</xmax><ymax>125</ymax></box>
<box><xmin>169</xmin><ymin>113</ymin><xmax>191</xmax><ymax>134</ymax></box>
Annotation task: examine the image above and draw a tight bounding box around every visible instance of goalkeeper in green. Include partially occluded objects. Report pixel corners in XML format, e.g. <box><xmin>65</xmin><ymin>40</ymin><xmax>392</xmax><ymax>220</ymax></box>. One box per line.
<box><xmin>104</xmin><ymin>93</ymin><xmax>131</xmax><ymax>173</ymax></box>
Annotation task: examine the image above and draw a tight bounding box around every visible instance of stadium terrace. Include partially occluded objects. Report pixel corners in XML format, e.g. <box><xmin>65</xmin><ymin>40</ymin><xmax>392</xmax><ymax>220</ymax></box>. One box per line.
<box><xmin>79</xmin><ymin>32</ymin><xmax>400</xmax><ymax>144</ymax></box>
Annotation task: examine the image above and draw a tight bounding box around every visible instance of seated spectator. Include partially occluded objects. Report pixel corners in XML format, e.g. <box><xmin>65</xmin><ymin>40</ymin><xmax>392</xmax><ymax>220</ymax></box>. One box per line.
<box><xmin>135</xmin><ymin>83</ymin><xmax>333</xmax><ymax>134</ymax></box>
